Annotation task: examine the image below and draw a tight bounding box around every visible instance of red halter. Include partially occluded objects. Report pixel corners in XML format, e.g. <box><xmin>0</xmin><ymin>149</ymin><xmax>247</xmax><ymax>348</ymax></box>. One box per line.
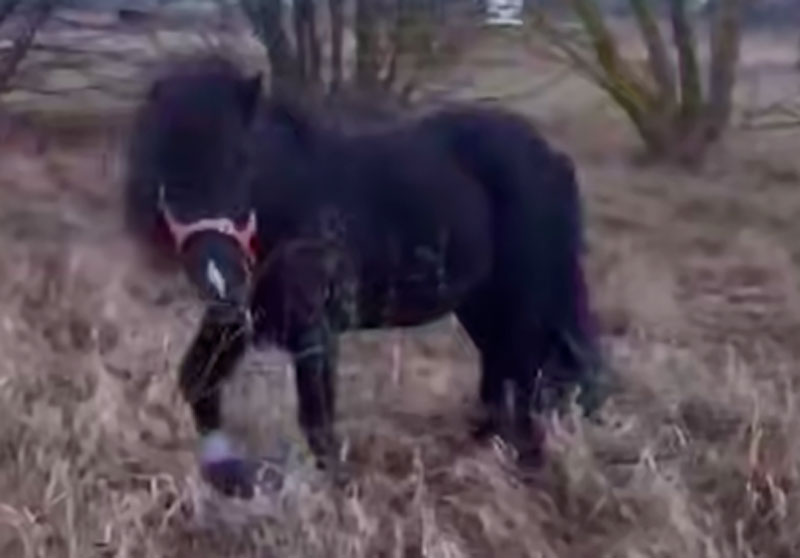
<box><xmin>158</xmin><ymin>187</ymin><xmax>258</xmax><ymax>269</ymax></box>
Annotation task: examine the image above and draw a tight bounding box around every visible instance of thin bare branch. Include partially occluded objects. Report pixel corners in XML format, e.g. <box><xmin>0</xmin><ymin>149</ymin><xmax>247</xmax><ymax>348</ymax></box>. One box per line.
<box><xmin>739</xmin><ymin>120</ymin><xmax>800</xmax><ymax>131</ymax></box>
<box><xmin>629</xmin><ymin>0</ymin><xmax>676</xmax><ymax>106</ymax></box>
<box><xmin>241</xmin><ymin>0</ymin><xmax>297</xmax><ymax>94</ymax></box>
<box><xmin>526</xmin><ymin>0</ymin><xmax>745</xmax><ymax>165</ymax></box>
<box><xmin>292</xmin><ymin>0</ymin><xmax>321</xmax><ymax>88</ymax></box>
<box><xmin>526</xmin><ymin>12</ymin><xmax>609</xmax><ymax>86</ymax></box>
<box><xmin>742</xmin><ymin>97</ymin><xmax>800</xmax><ymax>121</ymax></box>
<box><xmin>568</xmin><ymin>0</ymin><xmax>622</xmax><ymax>77</ymax></box>
<box><xmin>707</xmin><ymin>0</ymin><xmax>745</xmax><ymax>139</ymax></box>
<box><xmin>529</xmin><ymin>7</ymin><xmax>655</xmax><ymax>132</ymax></box>
<box><xmin>739</xmin><ymin>93</ymin><xmax>800</xmax><ymax>132</ymax></box>
<box><xmin>669</xmin><ymin>0</ymin><xmax>703</xmax><ymax>118</ymax></box>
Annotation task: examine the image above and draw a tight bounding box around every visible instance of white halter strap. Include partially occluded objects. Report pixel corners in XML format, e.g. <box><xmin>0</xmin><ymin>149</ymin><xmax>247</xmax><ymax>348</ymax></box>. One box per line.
<box><xmin>158</xmin><ymin>185</ymin><xmax>258</xmax><ymax>266</ymax></box>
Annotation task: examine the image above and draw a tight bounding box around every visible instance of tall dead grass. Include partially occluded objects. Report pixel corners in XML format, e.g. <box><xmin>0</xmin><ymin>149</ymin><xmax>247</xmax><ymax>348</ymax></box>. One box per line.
<box><xmin>2</xmin><ymin>233</ymin><xmax>800</xmax><ymax>558</ymax></box>
<box><xmin>1</xmin><ymin>145</ymin><xmax>800</xmax><ymax>558</ymax></box>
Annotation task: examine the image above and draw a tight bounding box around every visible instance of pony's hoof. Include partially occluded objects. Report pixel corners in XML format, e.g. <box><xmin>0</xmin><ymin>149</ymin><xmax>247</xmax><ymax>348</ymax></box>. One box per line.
<box><xmin>201</xmin><ymin>457</ymin><xmax>257</xmax><ymax>499</ymax></box>
<box><xmin>306</xmin><ymin>428</ymin><xmax>342</xmax><ymax>464</ymax></box>
<box><xmin>198</xmin><ymin>431</ymin><xmax>256</xmax><ymax>499</ymax></box>
<box><xmin>511</xmin><ymin>418</ymin><xmax>547</xmax><ymax>470</ymax></box>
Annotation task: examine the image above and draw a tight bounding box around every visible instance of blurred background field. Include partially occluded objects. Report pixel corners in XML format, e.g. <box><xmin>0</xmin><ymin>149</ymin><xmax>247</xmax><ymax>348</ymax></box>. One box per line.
<box><xmin>0</xmin><ymin>1</ymin><xmax>799</xmax><ymax>557</ymax></box>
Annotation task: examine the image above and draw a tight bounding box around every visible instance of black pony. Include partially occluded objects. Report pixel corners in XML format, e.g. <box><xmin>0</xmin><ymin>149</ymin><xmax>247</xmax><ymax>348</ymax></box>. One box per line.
<box><xmin>123</xmin><ymin>54</ymin><xmax>608</xmax><ymax>498</ymax></box>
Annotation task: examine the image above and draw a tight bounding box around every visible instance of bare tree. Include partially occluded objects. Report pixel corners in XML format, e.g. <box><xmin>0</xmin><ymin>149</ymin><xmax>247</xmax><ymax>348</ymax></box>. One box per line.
<box><xmin>240</xmin><ymin>0</ymin><xmax>479</xmax><ymax>104</ymax></box>
<box><xmin>530</xmin><ymin>0</ymin><xmax>747</xmax><ymax>166</ymax></box>
<box><xmin>239</xmin><ymin>0</ymin><xmax>298</xmax><ymax>95</ymax></box>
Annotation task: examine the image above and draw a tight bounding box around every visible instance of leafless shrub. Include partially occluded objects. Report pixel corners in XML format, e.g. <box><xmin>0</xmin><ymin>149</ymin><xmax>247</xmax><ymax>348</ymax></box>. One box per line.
<box><xmin>526</xmin><ymin>0</ymin><xmax>747</xmax><ymax>167</ymax></box>
<box><xmin>239</xmin><ymin>0</ymin><xmax>481</xmax><ymax>104</ymax></box>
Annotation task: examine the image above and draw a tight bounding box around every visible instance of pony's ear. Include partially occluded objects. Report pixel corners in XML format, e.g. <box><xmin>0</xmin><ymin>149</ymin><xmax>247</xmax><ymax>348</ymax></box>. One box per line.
<box><xmin>239</xmin><ymin>73</ymin><xmax>262</xmax><ymax>122</ymax></box>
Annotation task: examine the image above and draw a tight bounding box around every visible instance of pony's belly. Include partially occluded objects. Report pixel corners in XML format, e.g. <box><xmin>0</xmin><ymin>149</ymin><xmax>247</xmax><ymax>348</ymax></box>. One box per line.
<box><xmin>350</xmin><ymin>227</ymin><xmax>490</xmax><ymax>329</ymax></box>
<box><xmin>355</xmin><ymin>293</ymin><xmax>456</xmax><ymax>329</ymax></box>
<box><xmin>353</xmin><ymin>271</ymin><xmax>472</xmax><ymax>329</ymax></box>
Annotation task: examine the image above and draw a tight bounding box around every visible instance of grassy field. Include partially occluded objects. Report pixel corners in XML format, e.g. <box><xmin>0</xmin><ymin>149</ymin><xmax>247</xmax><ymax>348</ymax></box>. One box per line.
<box><xmin>0</xmin><ymin>13</ymin><xmax>799</xmax><ymax>558</ymax></box>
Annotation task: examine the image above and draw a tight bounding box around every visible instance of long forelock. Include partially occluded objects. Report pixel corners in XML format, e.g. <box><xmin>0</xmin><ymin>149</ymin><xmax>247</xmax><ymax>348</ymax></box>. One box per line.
<box><xmin>124</xmin><ymin>99</ymin><xmax>161</xmax><ymax>237</ymax></box>
<box><xmin>125</xmin><ymin>54</ymin><xmax>256</xmax><ymax>263</ymax></box>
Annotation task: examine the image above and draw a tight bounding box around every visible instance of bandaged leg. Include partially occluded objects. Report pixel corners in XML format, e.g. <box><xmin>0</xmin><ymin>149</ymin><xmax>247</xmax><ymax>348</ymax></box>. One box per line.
<box><xmin>198</xmin><ymin>430</ymin><xmax>256</xmax><ymax>499</ymax></box>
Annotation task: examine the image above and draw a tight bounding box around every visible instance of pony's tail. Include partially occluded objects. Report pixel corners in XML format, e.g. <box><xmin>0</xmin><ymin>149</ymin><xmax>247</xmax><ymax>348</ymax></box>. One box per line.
<box><xmin>422</xmin><ymin>106</ymin><xmax>613</xmax><ymax>414</ymax></box>
<box><xmin>540</xmin><ymin>151</ymin><xmax>611</xmax><ymax>417</ymax></box>
<box><xmin>549</xmin><ymin>257</ymin><xmax>612</xmax><ymax>416</ymax></box>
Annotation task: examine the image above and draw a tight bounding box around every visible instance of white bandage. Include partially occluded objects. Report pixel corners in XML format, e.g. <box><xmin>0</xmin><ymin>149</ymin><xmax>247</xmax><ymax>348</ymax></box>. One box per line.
<box><xmin>199</xmin><ymin>430</ymin><xmax>237</xmax><ymax>464</ymax></box>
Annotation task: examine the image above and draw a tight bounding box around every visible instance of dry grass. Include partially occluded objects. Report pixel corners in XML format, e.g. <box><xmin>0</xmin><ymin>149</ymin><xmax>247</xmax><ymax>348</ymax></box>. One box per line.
<box><xmin>1</xmin><ymin>20</ymin><xmax>800</xmax><ymax>558</ymax></box>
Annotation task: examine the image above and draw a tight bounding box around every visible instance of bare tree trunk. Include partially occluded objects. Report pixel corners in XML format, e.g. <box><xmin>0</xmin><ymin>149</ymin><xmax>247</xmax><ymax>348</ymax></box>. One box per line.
<box><xmin>328</xmin><ymin>0</ymin><xmax>344</xmax><ymax>93</ymax></box>
<box><xmin>629</xmin><ymin>0</ymin><xmax>676</xmax><ymax>107</ymax></box>
<box><xmin>569</xmin><ymin>0</ymin><xmax>628</xmax><ymax>88</ymax></box>
<box><xmin>306</xmin><ymin>2</ymin><xmax>321</xmax><ymax>87</ymax></box>
<box><xmin>293</xmin><ymin>0</ymin><xmax>308</xmax><ymax>82</ymax></box>
<box><xmin>0</xmin><ymin>0</ymin><xmax>55</xmax><ymax>94</ymax></box>
<box><xmin>567</xmin><ymin>0</ymin><xmax>655</xmax><ymax>136</ymax></box>
<box><xmin>669</xmin><ymin>0</ymin><xmax>703</xmax><ymax>121</ymax></box>
<box><xmin>531</xmin><ymin>0</ymin><xmax>745</xmax><ymax>167</ymax></box>
<box><xmin>240</xmin><ymin>0</ymin><xmax>296</xmax><ymax>95</ymax></box>
<box><xmin>706</xmin><ymin>0</ymin><xmax>744</xmax><ymax>140</ymax></box>
<box><xmin>293</xmin><ymin>0</ymin><xmax>321</xmax><ymax>88</ymax></box>
<box><xmin>383</xmin><ymin>0</ymin><xmax>409</xmax><ymax>92</ymax></box>
<box><xmin>384</xmin><ymin>0</ymin><xmax>439</xmax><ymax>97</ymax></box>
<box><xmin>355</xmin><ymin>0</ymin><xmax>381</xmax><ymax>91</ymax></box>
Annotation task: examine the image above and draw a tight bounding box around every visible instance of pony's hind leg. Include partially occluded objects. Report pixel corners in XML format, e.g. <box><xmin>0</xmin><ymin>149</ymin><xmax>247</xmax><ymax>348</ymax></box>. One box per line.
<box><xmin>456</xmin><ymin>295</ymin><xmax>511</xmax><ymax>440</ymax></box>
<box><xmin>179</xmin><ymin>308</ymin><xmax>254</xmax><ymax>498</ymax></box>
<box><xmin>457</xmin><ymin>294</ymin><xmax>548</xmax><ymax>466</ymax></box>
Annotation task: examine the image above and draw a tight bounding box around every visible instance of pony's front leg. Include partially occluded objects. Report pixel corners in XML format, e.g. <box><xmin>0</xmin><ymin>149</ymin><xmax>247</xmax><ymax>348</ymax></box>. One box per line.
<box><xmin>178</xmin><ymin>307</ymin><xmax>254</xmax><ymax>498</ymax></box>
<box><xmin>289</xmin><ymin>325</ymin><xmax>341</xmax><ymax>470</ymax></box>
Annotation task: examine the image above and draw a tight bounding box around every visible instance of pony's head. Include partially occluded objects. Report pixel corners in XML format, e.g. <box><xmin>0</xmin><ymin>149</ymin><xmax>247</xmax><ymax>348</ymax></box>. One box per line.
<box><xmin>124</xmin><ymin>55</ymin><xmax>262</xmax><ymax>319</ymax></box>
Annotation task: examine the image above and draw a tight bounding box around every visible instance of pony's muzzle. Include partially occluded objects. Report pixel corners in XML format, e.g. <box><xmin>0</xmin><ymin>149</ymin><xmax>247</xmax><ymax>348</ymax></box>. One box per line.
<box><xmin>207</xmin><ymin>299</ymin><xmax>254</xmax><ymax>336</ymax></box>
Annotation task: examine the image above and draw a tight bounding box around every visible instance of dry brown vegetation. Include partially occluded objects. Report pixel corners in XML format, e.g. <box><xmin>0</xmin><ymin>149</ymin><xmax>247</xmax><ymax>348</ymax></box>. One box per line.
<box><xmin>1</xmin><ymin>11</ymin><xmax>800</xmax><ymax>558</ymax></box>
